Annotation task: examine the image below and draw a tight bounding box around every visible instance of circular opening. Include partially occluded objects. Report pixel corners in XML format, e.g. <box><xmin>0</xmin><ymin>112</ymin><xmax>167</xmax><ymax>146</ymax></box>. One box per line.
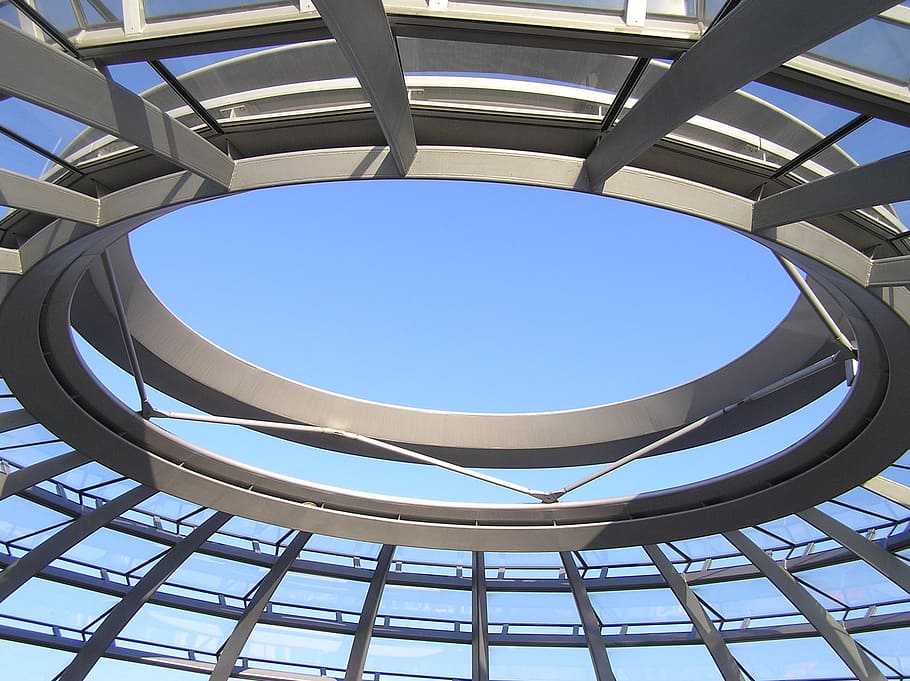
<box><xmin>130</xmin><ymin>179</ymin><xmax>798</xmax><ymax>413</ymax></box>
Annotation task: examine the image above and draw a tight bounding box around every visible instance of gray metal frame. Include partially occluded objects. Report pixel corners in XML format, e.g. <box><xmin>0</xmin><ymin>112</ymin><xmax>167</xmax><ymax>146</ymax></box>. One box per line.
<box><xmin>0</xmin><ymin>2</ymin><xmax>908</xmax><ymax>678</ymax></box>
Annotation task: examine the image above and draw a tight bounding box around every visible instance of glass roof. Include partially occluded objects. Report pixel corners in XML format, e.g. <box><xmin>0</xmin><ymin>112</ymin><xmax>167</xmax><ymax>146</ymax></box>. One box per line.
<box><xmin>0</xmin><ymin>1</ymin><xmax>909</xmax><ymax>680</ymax></box>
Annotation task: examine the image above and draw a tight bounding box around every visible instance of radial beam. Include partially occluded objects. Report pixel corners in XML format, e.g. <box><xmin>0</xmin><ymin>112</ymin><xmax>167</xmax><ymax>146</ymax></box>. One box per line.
<box><xmin>0</xmin><ymin>169</ymin><xmax>99</xmax><ymax>225</ymax></box>
<box><xmin>644</xmin><ymin>544</ymin><xmax>744</xmax><ymax>681</ymax></box>
<box><xmin>472</xmin><ymin>552</ymin><xmax>489</xmax><ymax>681</ymax></box>
<box><xmin>0</xmin><ymin>23</ymin><xmax>235</xmax><ymax>188</ymax></box>
<box><xmin>210</xmin><ymin>531</ymin><xmax>311</xmax><ymax>681</ymax></box>
<box><xmin>584</xmin><ymin>0</ymin><xmax>896</xmax><ymax>190</ymax></box>
<box><xmin>723</xmin><ymin>529</ymin><xmax>886</xmax><ymax>681</ymax></box>
<box><xmin>559</xmin><ymin>552</ymin><xmax>616</xmax><ymax>681</ymax></box>
<box><xmin>798</xmin><ymin>507</ymin><xmax>910</xmax><ymax>593</ymax></box>
<box><xmin>0</xmin><ymin>451</ymin><xmax>88</xmax><ymax>501</ymax></box>
<box><xmin>56</xmin><ymin>511</ymin><xmax>231</xmax><ymax>681</ymax></box>
<box><xmin>0</xmin><ymin>484</ymin><xmax>154</xmax><ymax>602</ymax></box>
<box><xmin>344</xmin><ymin>544</ymin><xmax>394</xmax><ymax>681</ymax></box>
<box><xmin>311</xmin><ymin>0</ymin><xmax>416</xmax><ymax>175</ymax></box>
<box><xmin>0</xmin><ymin>409</ymin><xmax>36</xmax><ymax>434</ymax></box>
<box><xmin>754</xmin><ymin>150</ymin><xmax>910</xmax><ymax>230</ymax></box>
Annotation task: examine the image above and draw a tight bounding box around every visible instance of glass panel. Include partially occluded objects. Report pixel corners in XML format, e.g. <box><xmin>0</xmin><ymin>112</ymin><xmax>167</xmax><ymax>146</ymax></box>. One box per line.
<box><xmin>818</xmin><ymin>118</ymin><xmax>910</xmax><ymax>169</ymax></box>
<box><xmin>33</xmin><ymin>1</ymin><xmax>80</xmax><ymax>35</ymax></box>
<box><xmin>270</xmin><ymin>571</ymin><xmax>369</xmax><ymax>623</ymax></box>
<box><xmin>854</xmin><ymin>628</ymin><xmax>910</xmax><ymax>676</ymax></box>
<box><xmin>488</xmin><ymin>590</ymin><xmax>580</xmax><ymax>633</ymax></box>
<box><xmin>834</xmin><ymin>486</ymin><xmax>909</xmax><ymax>522</ymax></box>
<box><xmin>86</xmin><ymin>658</ymin><xmax>206</xmax><ymax>681</ymax></box>
<box><xmin>162</xmin><ymin>553</ymin><xmax>269</xmax><ymax>601</ymax></box>
<box><xmin>119</xmin><ymin>603</ymin><xmax>232</xmax><ymax>657</ymax></box>
<box><xmin>884</xmin><ymin>464</ymin><xmax>910</xmax><ymax>487</ymax></box>
<box><xmin>666</xmin><ymin>534</ymin><xmax>739</xmax><ymax>562</ymax></box>
<box><xmin>364</xmin><ymin>638</ymin><xmax>471</xmax><ymax>679</ymax></box>
<box><xmin>0</xmin><ymin>495</ymin><xmax>69</xmax><ymax>544</ymax></box>
<box><xmin>729</xmin><ymin>637</ymin><xmax>854</xmax><ymax>680</ymax></box>
<box><xmin>239</xmin><ymin>623</ymin><xmax>353</xmax><ymax>677</ymax></box>
<box><xmin>57</xmin><ymin>526</ymin><xmax>167</xmax><ymax>577</ymax></box>
<box><xmin>797</xmin><ymin>560</ymin><xmax>910</xmax><ymax>610</ymax></box>
<box><xmin>160</xmin><ymin>42</ymin><xmax>367</xmax><ymax>125</ymax></box>
<box><xmin>0</xmin><ymin>132</ymin><xmax>63</xmax><ymax>179</ymax></box>
<box><xmin>647</xmin><ymin>1</ymin><xmax>695</xmax><ymax>17</ymax></box>
<box><xmin>0</xmin><ymin>640</ymin><xmax>74</xmax><ymax>680</ymax></box>
<box><xmin>490</xmin><ymin>645</ymin><xmax>595</xmax><ymax>681</ymax></box>
<box><xmin>0</xmin><ymin>577</ymin><xmax>119</xmax><ymax>632</ymax></box>
<box><xmin>145</xmin><ymin>0</ymin><xmax>293</xmax><ymax>21</ymax></box>
<box><xmin>378</xmin><ymin>584</ymin><xmax>470</xmax><ymax>630</ymax></box>
<box><xmin>72</xmin><ymin>0</ymin><xmax>122</xmax><ymax>29</ymax></box>
<box><xmin>757</xmin><ymin>514</ymin><xmax>829</xmax><ymax>546</ymax></box>
<box><xmin>817</xmin><ymin>500</ymin><xmax>892</xmax><ymax>533</ymax></box>
<box><xmin>589</xmin><ymin>588</ymin><xmax>688</xmax><ymax>627</ymax></box>
<box><xmin>809</xmin><ymin>17</ymin><xmax>910</xmax><ymax>82</ymax></box>
<box><xmin>304</xmin><ymin>534</ymin><xmax>381</xmax><ymax>560</ymax></box>
<box><xmin>691</xmin><ymin>577</ymin><xmax>806</xmax><ymax>622</ymax></box>
<box><xmin>610</xmin><ymin>644</ymin><xmax>724</xmax><ymax>681</ymax></box>
<box><xmin>218</xmin><ymin>515</ymin><xmax>289</xmax><ymax>546</ymax></box>
<box><xmin>674</xmin><ymin>81</ymin><xmax>857</xmax><ymax>173</ymax></box>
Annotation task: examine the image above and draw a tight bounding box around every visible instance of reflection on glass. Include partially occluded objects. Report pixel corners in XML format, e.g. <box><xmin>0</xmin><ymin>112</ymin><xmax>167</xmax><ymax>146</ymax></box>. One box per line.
<box><xmin>609</xmin><ymin>644</ymin><xmax>724</xmax><ymax>681</ymax></box>
<box><xmin>490</xmin><ymin>645</ymin><xmax>595</xmax><ymax>681</ymax></box>
<box><xmin>161</xmin><ymin>42</ymin><xmax>366</xmax><ymax>123</ymax></box>
<box><xmin>146</xmin><ymin>0</ymin><xmax>292</xmax><ymax>21</ymax></box>
<box><xmin>365</xmin><ymin>638</ymin><xmax>471</xmax><ymax>679</ymax></box>
<box><xmin>810</xmin><ymin>18</ymin><xmax>910</xmax><ymax>82</ymax></box>
<box><xmin>488</xmin><ymin>590</ymin><xmax>580</xmax><ymax>630</ymax></box>
<box><xmin>729</xmin><ymin>637</ymin><xmax>854</xmax><ymax>680</ymax></box>
<box><xmin>589</xmin><ymin>588</ymin><xmax>687</xmax><ymax>626</ymax></box>
<box><xmin>239</xmin><ymin>623</ymin><xmax>353</xmax><ymax>674</ymax></box>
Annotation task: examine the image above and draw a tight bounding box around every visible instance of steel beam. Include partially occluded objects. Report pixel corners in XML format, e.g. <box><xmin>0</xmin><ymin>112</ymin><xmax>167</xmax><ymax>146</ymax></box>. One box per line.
<box><xmin>472</xmin><ymin>551</ymin><xmax>489</xmax><ymax>681</ymax></box>
<box><xmin>0</xmin><ymin>484</ymin><xmax>154</xmax><ymax>602</ymax></box>
<box><xmin>209</xmin><ymin>530</ymin><xmax>312</xmax><ymax>681</ymax></box>
<box><xmin>869</xmin><ymin>255</ymin><xmax>910</xmax><ymax>288</ymax></box>
<box><xmin>311</xmin><ymin>0</ymin><xmax>416</xmax><ymax>175</ymax></box>
<box><xmin>724</xmin><ymin>529</ymin><xmax>886</xmax><ymax>681</ymax></box>
<box><xmin>55</xmin><ymin>511</ymin><xmax>231</xmax><ymax>681</ymax></box>
<box><xmin>585</xmin><ymin>0</ymin><xmax>896</xmax><ymax>190</ymax></box>
<box><xmin>798</xmin><ymin>507</ymin><xmax>910</xmax><ymax>593</ymax></box>
<box><xmin>344</xmin><ymin>544</ymin><xmax>394</xmax><ymax>681</ymax></box>
<box><xmin>0</xmin><ymin>409</ymin><xmax>36</xmax><ymax>434</ymax></box>
<box><xmin>864</xmin><ymin>476</ymin><xmax>910</xmax><ymax>509</ymax></box>
<box><xmin>0</xmin><ymin>23</ymin><xmax>234</xmax><ymax>188</ymax></box>
<box><xmin>644</xmin><ymin>544</ymin><xmax>744</xmax><ymax>681</ymax></box>
<box><xmin>559</xmin><ymin>552</ymin><xmax>617</xmax><ymax>681</ymax></box>
<box><xmin>0</xmin><ymin>169</ymin><xmax>99</xmax><ymax>225</ymax></box>
<box><xmin>0</xmin><ymin>451</ymin><xmax>88</xmax><ymax>501</ymax></box>
<box><xmin>754</xmin><ymin>150</ymin><xmax>910</xmax><ymax>230</ymax></box>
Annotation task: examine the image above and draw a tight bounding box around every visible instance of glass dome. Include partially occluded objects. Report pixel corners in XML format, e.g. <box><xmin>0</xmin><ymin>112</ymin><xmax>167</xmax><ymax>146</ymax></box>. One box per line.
<box><xmin>0</xmin><ymin>1</ymin><xmax>909</xmax><ymax>680</ymax></box>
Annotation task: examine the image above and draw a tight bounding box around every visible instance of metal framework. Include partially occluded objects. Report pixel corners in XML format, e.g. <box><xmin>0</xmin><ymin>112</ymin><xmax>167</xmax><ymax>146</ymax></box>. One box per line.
<box><xmin>0</xmin><ymin>1</ymin><xmax>909</xmax><ymax>680</ymax></box>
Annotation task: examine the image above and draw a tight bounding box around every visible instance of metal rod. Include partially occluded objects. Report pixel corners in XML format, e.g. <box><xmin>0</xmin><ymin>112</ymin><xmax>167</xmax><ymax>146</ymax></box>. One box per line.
<box><xmin>8</xmin><ymin>0</ymin><xmax>81</xmax><ymax>58</ymax></box>
<box><xmin>549</xmin><ymin>352</ymin><xmax>843</xmax><ymax>500</ymax></box>
<box><xmin>600</xmin><ymin>57</ymin><xmax>650</xmax><ymax>132</ymax></box>
<box><xmin>150</xmin><ymin>409</ymin><xmax>553</xmax><ymax>502</ymax></box>
<box><xmin>100</xmin><ymin>249</ymin><xmax>151</xmax><ymax>412</ymax></box>
<box><xmin>770</xmin><ymin>114</ymin><xmax>870</xmax><ymax>181</ymax></box>
<box><xmin>776</xmin><ymin>255</ymin><xmax>856</xmax><ymax>354</ymax></box>
<box><xmin>0</xmin><ymin>123</ymin><xmax>86</xmax><ymax>177</ymax></box>
<box><xmin>148</xmin><ymin>59</ymin><xmax>226</xmax><ymax>135</ymax></box>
